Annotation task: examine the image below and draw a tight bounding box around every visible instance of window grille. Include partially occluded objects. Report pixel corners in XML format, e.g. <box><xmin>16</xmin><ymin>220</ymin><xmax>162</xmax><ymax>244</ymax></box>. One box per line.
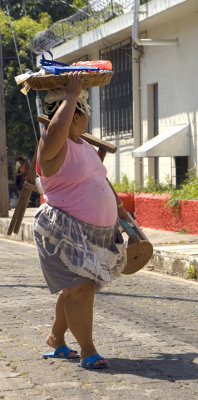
<box><xmin>99</xmin><ymin>39</ymin><xmax>132</xmax><ymax>138</ymax></box>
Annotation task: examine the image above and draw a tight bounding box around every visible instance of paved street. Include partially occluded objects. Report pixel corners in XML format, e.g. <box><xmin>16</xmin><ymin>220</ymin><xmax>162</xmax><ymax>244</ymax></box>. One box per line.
<box><xmin>0</xmin><ymin>238</ymin><xmax>198</xmax><ymax>400</ymax></box>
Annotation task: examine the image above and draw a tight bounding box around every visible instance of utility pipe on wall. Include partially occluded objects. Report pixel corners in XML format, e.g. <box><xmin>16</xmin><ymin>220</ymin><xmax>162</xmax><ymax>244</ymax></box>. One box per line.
<box><xmin>132</xmin><ymin>0</ymin><xmax>142</xmax><ymax>185</ymax></box>
<box><xmin>132</xmin><ymin>43</ymin><xmax>142</xmax><ymax>185</ymax></box>
<box><xmin>132</xmin><ymin>0</ymin><xmax>178</xmax><ymax>185</ymax></box>
<box><xmin>133</xmin><ymin>0</ymin><xmax>178</xmax><ymax>47</ymax></box>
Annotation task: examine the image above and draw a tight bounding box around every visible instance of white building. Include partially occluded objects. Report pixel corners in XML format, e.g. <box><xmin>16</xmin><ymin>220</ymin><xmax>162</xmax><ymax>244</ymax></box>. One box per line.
<box><xmin>38</xmin><ymin>0</ymin><xmax>198</xmax><ymax>186</ymax></box>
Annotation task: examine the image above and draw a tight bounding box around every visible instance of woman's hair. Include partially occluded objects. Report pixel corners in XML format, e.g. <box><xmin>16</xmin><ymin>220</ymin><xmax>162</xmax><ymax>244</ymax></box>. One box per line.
<box><xmin>44</xmin><ymin>100</ymin><xmax>84</xmax><ymax>120</ymax></box>
<box><xmin>44</xmin><ymin>88</ymin><xmax>90</xmax><ymax>120</ymax></box>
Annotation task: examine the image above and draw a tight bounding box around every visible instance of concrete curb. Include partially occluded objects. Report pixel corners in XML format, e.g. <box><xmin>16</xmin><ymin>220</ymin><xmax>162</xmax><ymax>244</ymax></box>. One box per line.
<box><xmin>0</xmin><ymin>218</ymin><xmax>34</xmax><ymax>243</ymax></box>
<box><xmin>148</xmin><ymin>249</ymin><xmax>198</xmax><ymax>280</ymax></box>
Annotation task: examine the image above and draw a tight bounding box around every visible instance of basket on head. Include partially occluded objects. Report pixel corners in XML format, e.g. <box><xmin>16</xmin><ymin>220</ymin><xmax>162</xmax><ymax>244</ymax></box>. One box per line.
<box><xmin>26</xmin><ymin>71</ymin><xmax>114</xmax><ymax>90</ymax></box>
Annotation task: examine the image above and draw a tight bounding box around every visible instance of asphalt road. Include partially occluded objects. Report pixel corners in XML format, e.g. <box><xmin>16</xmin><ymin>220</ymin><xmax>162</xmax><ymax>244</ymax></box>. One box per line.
<box><xmin>0</xmin><ymin>238</ymin><xmax>198</xmax><ymax>400</ymax></box>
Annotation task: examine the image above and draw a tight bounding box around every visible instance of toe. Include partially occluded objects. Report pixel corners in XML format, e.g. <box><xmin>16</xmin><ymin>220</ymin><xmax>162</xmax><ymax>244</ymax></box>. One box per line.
<box><xmin>94</xmin><ymin>358</ymin><xmax>108</xmax><ymax>367</ymax></box>
<box><xmin>68</xmin><ymin>350</ymin><xmax>77</xmax><ymax>358</ymax></box>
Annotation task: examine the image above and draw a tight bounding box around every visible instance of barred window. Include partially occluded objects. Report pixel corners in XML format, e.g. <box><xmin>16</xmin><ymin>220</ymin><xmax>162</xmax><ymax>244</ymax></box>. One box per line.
<box><xmin>99</xmin><ymin>39</ymin><xmax>132</xmax><ymax>138</ymax></box>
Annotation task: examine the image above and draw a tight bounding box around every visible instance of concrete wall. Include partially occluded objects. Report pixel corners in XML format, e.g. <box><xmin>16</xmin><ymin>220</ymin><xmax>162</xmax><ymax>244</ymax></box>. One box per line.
<box><xmin>140</xmin><ymin>10</ymin><xmax>198</xmax><ymax>182</ymax></box>
<box><xmin>135</xmin><ymin>193</ymin><xmax>198</xmax><ymax>234</ymax></box>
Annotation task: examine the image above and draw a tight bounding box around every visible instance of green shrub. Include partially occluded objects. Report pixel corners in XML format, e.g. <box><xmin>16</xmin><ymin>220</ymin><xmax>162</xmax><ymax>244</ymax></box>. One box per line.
<box><xmin>168</xmin><ymin>170</ymin><xmax>198</xmax><ymax>207</ymax></box>
<box><xmin>113</xmin><ymin>174</ymin><xmax>135</xmax><ymax>193</ymax></box>
<box><xmin>137</xmin><ymin>176</ymin><xmax>173</xmax><ymax>194</ymax></box>
<box><xmin>112</xmin><ymin>171</ymin><xmax>198</xmax><ymax>206</ymax></box>
<box><xmin>187</xmin><ymin>265</ymin><xmax>196</xmax><ymax>279</ymax></box>
<box><xmin>112</xmin><ymin>174</ymin><xmax>172</xmax><ymax>194</ymax></box>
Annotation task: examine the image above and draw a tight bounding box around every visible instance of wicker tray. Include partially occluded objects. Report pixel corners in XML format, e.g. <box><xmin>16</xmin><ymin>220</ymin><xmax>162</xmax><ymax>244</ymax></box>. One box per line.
<box><xmin>26</xmin><ymin>71</ymin><xmax>114</xmax><ymax>90</ymax></box>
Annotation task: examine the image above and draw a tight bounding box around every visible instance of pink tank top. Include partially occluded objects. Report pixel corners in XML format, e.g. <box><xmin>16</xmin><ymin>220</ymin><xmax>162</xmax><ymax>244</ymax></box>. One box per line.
<box><xmin>40</xmin><ymin>138</ymin><xmax>117</xmax><ymax>226</ymax></box>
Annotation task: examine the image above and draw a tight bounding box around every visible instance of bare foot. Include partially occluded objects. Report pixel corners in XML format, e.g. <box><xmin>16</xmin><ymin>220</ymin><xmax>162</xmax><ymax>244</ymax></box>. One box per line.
<box><xmin>81</xmin><ymin>348</ymin><xmax>108</xmax><ymax>367</ymax></box>
<box><xmin>86</xmin><ymin>357</ymin><xmax>108</xmax><ymax>367</ymax></box>
<box><xmin>80</xmin><ymin>355</ymin><xmax>109</xmax><ymax>368</ymax></box>
<box><xmin>46</xmin><ymin>333</ymin><xmax>77</xmax><ymax>358</ymax></box>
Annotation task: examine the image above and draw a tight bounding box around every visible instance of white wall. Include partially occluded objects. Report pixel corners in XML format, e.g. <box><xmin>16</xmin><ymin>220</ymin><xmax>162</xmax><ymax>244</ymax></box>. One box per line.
<box><xmin>140</xmin><ymin>12</ymin><xmax>198</xmax><ymax>182</ymax></box>
<box><xmin>88</xmin><ymin>3</ymin><xmax>198</xmax><ymax>185</ymax></box>
<box><xmin>86</xmin><ymin>48</ymin><xmax>134</xmax><ymax>185</ymax></box>
<box><xmin>104</xmin><ymin>137</ymin><xmax>135</xmax><ymax>183</ymax></box>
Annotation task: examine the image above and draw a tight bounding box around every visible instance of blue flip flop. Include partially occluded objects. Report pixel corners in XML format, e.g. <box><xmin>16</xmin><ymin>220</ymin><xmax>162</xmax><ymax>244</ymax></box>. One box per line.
<box><xmin>42</xmin><ymin>345</ymin><xmax>79</xmax><ymax>359</ymax></box>
<box><xmin>78</xmin><ymin>354</ymin><xmax>108</xmax><ymax>369</ymax></box>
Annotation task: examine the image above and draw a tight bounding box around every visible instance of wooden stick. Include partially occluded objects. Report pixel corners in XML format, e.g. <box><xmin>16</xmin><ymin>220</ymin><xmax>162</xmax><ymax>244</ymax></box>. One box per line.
<box><xmin>81</xmin><ymin>133</ymin><xmax>117</xmax><ymax>154</ymax></box>
<box><xmin>23</xmin><ymin>181</ymin><xmax>39</xmax><ymax>193</ymax></box>
<box><xmin>7</xmin><ymin>149</ymin><xmax>37</xmax><ymax>235</ymax></box>
<box><xmin>38</xmin><ymin>114</ymin><xmax>117</xmax><ymax>154</ymax></box>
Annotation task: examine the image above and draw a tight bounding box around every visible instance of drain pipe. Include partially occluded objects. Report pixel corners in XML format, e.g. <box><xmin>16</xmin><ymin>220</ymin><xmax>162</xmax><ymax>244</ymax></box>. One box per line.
<box><xmin>132</xmin><ymin>0</ymin><xmax>142</xmax><ymax>185</ymax></box>
<box><xmin>132</xmin><ymin>42</ymin><xmax>142</xmax><ymax>185</ymax></box>
<box><xmin>133</xmin><ymin>0</ymin><xmax>178</xmax><ymax>46</ymax></box>
<box><xmin>132</xmin><ymin>0</ymin><xmax>178</xmax><ymax>185</ymax></box>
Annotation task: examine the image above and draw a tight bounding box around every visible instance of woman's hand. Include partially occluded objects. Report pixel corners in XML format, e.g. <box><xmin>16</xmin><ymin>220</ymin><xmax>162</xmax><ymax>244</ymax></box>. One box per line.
<box><xmin>64</xmin><ymin>71</ymin><xmax>84</xmax><ymax>98</ymax></box>
<box><xmin>98</xmin><ymin>148</ymin><xmax>107</xmax><ymax>162</ymax></box>
<box><xmin>118</xmin><ymin>205</ymin><xmax>131</xmax><ymax>222</ymax></box>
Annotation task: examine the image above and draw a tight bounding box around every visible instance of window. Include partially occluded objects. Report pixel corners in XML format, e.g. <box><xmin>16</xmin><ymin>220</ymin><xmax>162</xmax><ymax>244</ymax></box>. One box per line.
<box><xmin>99</xmin><ymin>39</ymin><xmax>132</xmax><ymax>138</ymax></box>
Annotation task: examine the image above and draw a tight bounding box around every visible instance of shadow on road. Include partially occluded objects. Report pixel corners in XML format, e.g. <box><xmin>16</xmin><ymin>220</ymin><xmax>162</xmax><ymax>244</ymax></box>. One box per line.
<box><xmin>0</xmin><ymin>284</ymin><xmax>47</xmax><ymax>289</ymax></box>
<box><xmin>98</xmin><ymin>291</ymin><xmax>198</xmax><ymax>303</ymax></box>
<box><xmin>85</xmin><ymin>352</ymin><xmax>198</xmax><ymax>380</ymax></box>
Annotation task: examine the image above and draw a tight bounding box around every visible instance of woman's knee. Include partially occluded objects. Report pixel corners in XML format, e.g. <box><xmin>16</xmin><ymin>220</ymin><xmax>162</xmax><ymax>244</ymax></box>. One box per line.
<box><xmin>61</xmin><ymin>280</ymin><xmax>95</xmax><ymax>299</ymax></box>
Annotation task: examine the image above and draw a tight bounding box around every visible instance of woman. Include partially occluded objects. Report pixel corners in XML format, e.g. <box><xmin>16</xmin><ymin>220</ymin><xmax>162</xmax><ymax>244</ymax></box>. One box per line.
<box><xmin>34</xmin><ymin>71</ymin><xmax>129</xmax><ymax>369</ymax></box>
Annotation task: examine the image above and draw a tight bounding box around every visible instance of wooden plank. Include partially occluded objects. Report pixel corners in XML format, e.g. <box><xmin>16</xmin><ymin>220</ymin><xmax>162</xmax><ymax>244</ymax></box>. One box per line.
<box><xmin>81</xmin><ymin>133</ymin><xmax>117</xmax><ymax>154</ymax></box>
<box><xmin>38</xmin><ymin>114</ymin><xmax>117</xmax><ymax>154</ymax></box>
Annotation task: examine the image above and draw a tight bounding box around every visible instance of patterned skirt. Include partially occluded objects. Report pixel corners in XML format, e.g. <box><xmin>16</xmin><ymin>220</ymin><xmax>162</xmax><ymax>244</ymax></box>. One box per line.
<box><xmin>33</xmin><ymin>203</ymin><xmax>126</xmax><ymax>293</ymax></box>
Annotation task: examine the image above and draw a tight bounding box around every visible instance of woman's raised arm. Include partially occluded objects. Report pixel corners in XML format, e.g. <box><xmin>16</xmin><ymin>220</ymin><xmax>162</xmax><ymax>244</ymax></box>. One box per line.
<box><xmin>38</xmin><ymin>72</ymin><xmax>84</xmax><ymax>163</ymax></box>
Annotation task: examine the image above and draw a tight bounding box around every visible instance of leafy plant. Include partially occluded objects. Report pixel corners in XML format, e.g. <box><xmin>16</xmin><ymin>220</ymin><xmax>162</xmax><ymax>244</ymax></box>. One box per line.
<box><xmin>1</xmin><ymin>9</ymin><xmax>52</xmax><ymax>158</ymax></box>
<box><xmin>112</xmin><ymin>174</ymin><xmax>173</xmax><ymax>194</ymax></box>
<box><xmin>179</xmin><ymin>227</ymin><xmax>188</xmax><ymax>234</ymax></box>
<box><xmin>113</xmin><ymin>174</ymin><xmax>135</xmax><ymax>193</ymax></box>
<box><xmin>168</xmin><ymin>170</ymin><xmax>198</xmax><ymax>207</ymax></box>
<box><xmin>137</xmin><ymin>175</ymin><xmax>173</xmax><ymax>194</ymax></box>
<box><xmin>187</xmin><ymin>265</ymin><xmax>196</xmax><ymax>279</ymax></box>
<box><xmin>113</xmin><ymin>172</ymin><xmax>198</xmax><ymax>207</ymax></box>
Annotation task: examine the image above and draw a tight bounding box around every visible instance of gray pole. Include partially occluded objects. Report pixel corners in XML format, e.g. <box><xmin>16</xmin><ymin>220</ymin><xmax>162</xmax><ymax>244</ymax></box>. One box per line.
<box><xmin>0</xmin><ymin>29</ymin><xmax>9</xmax><ymax>217</ymax></box>
<box><xmin>132</xmin><ymin>0</ymin><xmax>142</xmax><ymax>185</ymax></box>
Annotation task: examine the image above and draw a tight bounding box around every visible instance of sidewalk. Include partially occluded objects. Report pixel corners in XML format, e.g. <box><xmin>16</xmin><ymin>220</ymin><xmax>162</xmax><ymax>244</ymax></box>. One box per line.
<box><xmin>0</xmin><ymin>207</ymin><xmax>198</xmax><ymax>280</ymax></box>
